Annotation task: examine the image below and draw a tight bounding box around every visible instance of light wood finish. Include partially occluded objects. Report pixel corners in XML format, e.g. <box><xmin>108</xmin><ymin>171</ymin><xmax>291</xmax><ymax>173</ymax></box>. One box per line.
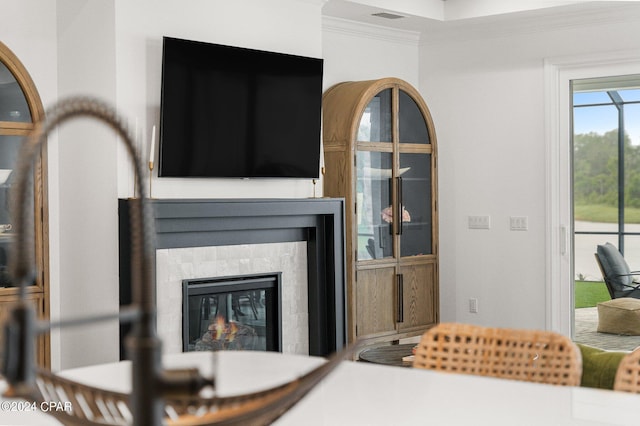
<box><xmin>322</xmin><ymin>77</ymin><xmax>438</xmax><ymax>346</ymax></box>
<box><xmin>413</xmin><ymin>323</ymin><xmax>583</xmax><ymax>386</ymax></box>
<box><xmin>355</xmin><ymin>267</ymin><xmax>397</xmax><ymax>337</ymax></box>
<box><xmin>614</xmin><ymin>347</ymin><xmax>640</xmax><ymax>392</ymax></box>
<box><xmin>0</xmin><ymin>41</ymin><xmax>49</xmax><ymax>368</ymax></box>
<box><xmin>398</xmin><ymin>261</ymin><xmax>437</xmax><ymax>333</ymax></box>
<box><xmin>0</xmin><ymin>292</ymin><xmax>46</xmax><ymax>366</ymax></box>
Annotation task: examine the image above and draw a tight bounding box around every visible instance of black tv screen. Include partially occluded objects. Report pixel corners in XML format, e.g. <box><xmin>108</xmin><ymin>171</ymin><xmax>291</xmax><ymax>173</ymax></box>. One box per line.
<box><xmin>159</xmin><ymin>37</ymin><xmax>323</xmax><ymax>178</ymax></box>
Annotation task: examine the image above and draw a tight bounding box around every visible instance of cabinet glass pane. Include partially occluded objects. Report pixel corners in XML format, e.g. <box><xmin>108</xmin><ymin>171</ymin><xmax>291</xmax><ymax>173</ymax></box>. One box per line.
<box><xmin>356</xmin><ymin>151</ymin><xmax>393</xmax><ymax>260</ymax></box>
<box><xmin>358</xmin><ymin>89</ymin><xmax>392</xmax><ymax>142</ymax></box>
<box><xmin>0</xmin><ymin>135</ymin><xmax>32</xmax><ymax>287</ymax></box>
<box><xmin>399</xmin><ymin>90</ymin><xmax>429</xmax><ymax>144</ymax></box>
<box><xmin>399</xmin><ymin>153</ymin><xmax>432</xmax><ymax>256</ymax></box>
<box><xmin>0</xmin><ymin>62</ymin><xmax>31</xmax><ymax>122</ymax></box>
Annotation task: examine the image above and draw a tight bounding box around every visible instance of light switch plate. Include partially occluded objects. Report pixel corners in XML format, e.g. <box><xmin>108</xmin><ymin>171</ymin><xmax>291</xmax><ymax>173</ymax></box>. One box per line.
<box><xmin>468</xmin><ymin>215</ymin><xmax>490</xmax><ymax>230</ymax></box>
<box><xmin>510</xmin><ymin>216</ymin><xmax>528</xmax><ymax>231</ymax></box>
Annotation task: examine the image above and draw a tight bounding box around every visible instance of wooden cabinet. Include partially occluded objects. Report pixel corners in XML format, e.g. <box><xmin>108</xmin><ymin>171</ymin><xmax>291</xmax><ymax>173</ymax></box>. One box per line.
<box><xmin>0</xmin><ymin>290</ymin><xmax>47</xmax><ymax>365</ymax></box>
<box><xmin>0</xmin><ymin>41</ymin><xmax>49</xmax><ymax>368</ymax></box>
<box><xmin>323</xmin><ymin>78</ymin><xmax>438</xmax><ymax>344</ymax></box>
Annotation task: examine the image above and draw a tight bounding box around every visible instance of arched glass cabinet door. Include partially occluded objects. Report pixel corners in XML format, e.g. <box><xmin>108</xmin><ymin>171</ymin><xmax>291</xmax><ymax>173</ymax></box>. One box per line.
<box><xmin>356</xmin><ymin>89</ymin><xmax>393</xmax><ymax>260</ymax></box>
<box><xmin>0</xmin><ymin>59</ymin><xmax>32</xmax><ymax>262</ymax></box>
<box><xmin>356</xmin><ymin>85</ymin><xmax>436</xmax><ymax>261</ymax></box>
<box><xmin>0</xmin><ymin>41</ymin><xmax>48</xmax><ymax>367</ymax></box>
<box><xmin>398</xmin><ymin>89</ymin><xmax>432</xmax><ymax>257</ymax></box>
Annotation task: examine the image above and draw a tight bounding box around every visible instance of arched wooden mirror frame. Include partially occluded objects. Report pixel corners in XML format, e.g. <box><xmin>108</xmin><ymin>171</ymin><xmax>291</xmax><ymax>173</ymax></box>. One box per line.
<box><xmin>0</xmin><ymin>41</ymin><xmax>49</xmax><ymax>368</ymax></box>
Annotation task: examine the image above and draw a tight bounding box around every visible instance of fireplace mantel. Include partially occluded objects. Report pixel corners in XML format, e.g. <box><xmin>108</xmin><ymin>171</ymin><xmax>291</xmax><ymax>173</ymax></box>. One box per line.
<box><xmin>119</xmin><ymin>198</ymin><xmax>346</xmax><ymax>357</ymax></box>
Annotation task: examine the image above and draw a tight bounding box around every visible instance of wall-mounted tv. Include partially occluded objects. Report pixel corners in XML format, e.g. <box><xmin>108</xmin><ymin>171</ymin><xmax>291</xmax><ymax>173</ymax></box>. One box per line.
<box><xmin>159</xmin><ymin>37</ymin><xmax>323</xmax><ymax>179</ymax></box>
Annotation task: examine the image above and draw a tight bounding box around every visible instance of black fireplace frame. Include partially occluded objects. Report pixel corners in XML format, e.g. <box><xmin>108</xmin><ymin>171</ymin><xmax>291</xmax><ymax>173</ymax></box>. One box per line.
<box><xmin>119</xmin><ymin>198</ymin><xmax>346</xmax><ymax>358</ymax></box>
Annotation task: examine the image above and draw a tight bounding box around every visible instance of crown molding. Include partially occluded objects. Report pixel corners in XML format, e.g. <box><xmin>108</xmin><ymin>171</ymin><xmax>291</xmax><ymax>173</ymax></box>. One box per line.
<box><xmin>322</xmin><ymin>16</ymin><xmax>421</xmax><ymax>45</ymax></box>
<box><xmin>422</xmin><ymin>3</ymin><xmax>640</xmax><ymax>45</ymax></box>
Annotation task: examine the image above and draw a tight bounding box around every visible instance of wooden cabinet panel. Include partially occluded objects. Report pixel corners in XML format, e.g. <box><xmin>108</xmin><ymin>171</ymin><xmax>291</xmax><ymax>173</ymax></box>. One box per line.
<box><xmin>0</xmin><ymin>291</ymin><xmax>47</xmax><ymax>367</ymax></box>
<box><xmin>356</xmin><ymin>267</ymin><xmax>397</xmax><ymax>337</ymax></box>
<box><xmin>398</xmin><ymin>262</ymin><xmax>437</xmax><ymax>332</ymax></box>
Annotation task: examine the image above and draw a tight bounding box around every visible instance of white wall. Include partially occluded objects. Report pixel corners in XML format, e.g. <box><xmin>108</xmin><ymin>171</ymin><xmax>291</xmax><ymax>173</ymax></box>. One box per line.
<box><xmin>55</xmin><ymin>0</ymin><xmax>119</xmax><ymax>370</ymax></box>
<box><xmin>114</xmin><ymin>0</ymin><xmax>326</xmax><ymax>200</ymax></box>
<box><xmin>322</xmin><ymin>17</ymin><xmax>421</xmax><ymax>89</ymax></box>
<box><xmin>422</xmin><ymin>9</ymin><xmax>640</xmax><ymax>329</ymax></box>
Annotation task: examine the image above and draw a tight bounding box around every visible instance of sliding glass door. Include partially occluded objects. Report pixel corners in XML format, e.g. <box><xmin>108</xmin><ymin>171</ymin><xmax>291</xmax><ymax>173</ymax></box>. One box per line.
<box><xmin>572</xmin><ymin>76</ymin><xmax>640</xmax><ymax>349</ymax></box>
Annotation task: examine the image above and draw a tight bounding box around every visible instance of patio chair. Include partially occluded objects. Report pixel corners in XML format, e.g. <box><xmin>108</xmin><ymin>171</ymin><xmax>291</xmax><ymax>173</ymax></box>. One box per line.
<box><xmin>613</xmin><ymin>347</ymin><xmax>640</xmax><ymax>392</ymax></box>
<box><xmin>412</xmin><ymin>322</ymin><xmax>582</xmax><ymax>386</ymax></box>
<box><xmin>594</xmin><ymin>243</ymin><xmax>640</xmax><ymax>299</ymax></box>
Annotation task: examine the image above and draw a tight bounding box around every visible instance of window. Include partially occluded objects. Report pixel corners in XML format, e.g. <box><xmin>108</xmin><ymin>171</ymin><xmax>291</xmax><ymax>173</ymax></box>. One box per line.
<box><xmin>572</xmin><ymin>76</ymin><xmax>640</xmax><ymax>281</ymax></box>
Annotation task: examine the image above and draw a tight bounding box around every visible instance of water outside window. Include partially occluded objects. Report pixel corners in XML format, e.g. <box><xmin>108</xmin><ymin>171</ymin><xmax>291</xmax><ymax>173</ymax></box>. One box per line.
<box><xmin>572</xmin><ymin>77</ymin><xmax>640</xmax><ymax>310</ymax></box>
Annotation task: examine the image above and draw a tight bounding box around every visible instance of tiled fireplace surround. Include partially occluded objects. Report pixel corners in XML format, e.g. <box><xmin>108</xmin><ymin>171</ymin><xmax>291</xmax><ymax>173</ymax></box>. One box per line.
<box><xmin>156</xmin><ymin>242</ymin><xmax>307</xmax><ymax>354</ymax></box>
<box><xmin>118</xmin><ymin>198</ymin><xmax>346</xmax><ymax>358</ymax></box>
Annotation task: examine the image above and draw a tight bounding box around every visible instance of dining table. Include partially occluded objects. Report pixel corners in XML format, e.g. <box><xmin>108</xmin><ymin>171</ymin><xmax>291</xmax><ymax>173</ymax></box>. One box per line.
<box><xmin>1</xmin><ymin>350</ymin><xmax>640</xmax><ymax>425</ymax></box>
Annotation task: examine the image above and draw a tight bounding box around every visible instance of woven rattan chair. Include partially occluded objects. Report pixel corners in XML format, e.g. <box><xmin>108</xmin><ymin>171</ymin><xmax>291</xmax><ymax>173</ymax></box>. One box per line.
<box><xmin>613</xmin><ymin>348</ymin><xmax>640</xmax><ymax>392</ymax></box>
<box><xmin>413</xmin><ymin>323</ymin><xmax>582</xmax><ymax>386</ymax></box>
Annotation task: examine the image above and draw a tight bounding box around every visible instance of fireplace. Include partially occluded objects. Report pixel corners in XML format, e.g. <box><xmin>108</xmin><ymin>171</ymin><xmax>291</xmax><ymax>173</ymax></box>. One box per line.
<box><xmin>182</xmin><ymin>273</ymin><xmax>282</xmax><ymax>352</ymax></box>
<box><xmin>119</xmin><ymin>198</ymin><xmax>346</xmax><ymax>358</ymax></box>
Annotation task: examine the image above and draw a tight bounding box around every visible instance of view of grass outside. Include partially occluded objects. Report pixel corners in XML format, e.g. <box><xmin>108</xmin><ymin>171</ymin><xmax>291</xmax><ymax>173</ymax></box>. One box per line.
<box><xmin>574</xmin><ymin>280</ymin><xmax>610</xmax><ymax>308</ymax></box>
<box><xmin>574</xmin><ymin>204</ymin><xmax>640</xmax><ymax>223</ymax></box>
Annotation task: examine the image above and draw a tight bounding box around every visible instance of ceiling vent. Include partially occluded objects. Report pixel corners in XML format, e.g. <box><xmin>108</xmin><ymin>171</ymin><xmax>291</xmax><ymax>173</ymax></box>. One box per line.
<box><xmin>372</xmin><ymin>12</ymin><xmax>405</xmax><ymax>20</ymax></box>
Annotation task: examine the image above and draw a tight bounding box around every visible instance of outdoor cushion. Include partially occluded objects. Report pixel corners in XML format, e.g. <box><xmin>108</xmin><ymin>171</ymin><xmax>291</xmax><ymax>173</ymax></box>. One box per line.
<box><xmin>597</xmin><ymin>298</ymin><xmax>640</xmax><ymax>335</ymax></box>
<box><xmin>577</xmin><ymin>343</ymin><xmax>627</xmax><ymax>390</ymax></box>
<box><xmin>597</xmin><ymin>243</ymin><xmax>633</xmax><ymax>297</ymax></box>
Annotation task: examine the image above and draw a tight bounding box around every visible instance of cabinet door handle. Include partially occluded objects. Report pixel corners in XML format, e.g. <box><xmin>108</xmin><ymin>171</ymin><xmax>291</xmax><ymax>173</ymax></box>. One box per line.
<box><xmin>396</xmin><ymin>273</ymin><xmax>404</xmax><ymax>323</ymax></box>
<box><xmin>397</xmin><ymin>177</ymin><xmax>404</xmax><ymax>235</ymax></box>
<box><xmin>394</xmin><ymin>176</ymin><xmax>400</xmax><ymax>235</ymax></box>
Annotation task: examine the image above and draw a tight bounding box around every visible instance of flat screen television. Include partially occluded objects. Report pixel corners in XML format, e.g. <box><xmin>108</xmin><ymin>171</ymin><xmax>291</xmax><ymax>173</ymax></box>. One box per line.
<box><xmin>159</xmin><ymin>37</ymin><xmax>323</xmax><ymax>178</ymax></box>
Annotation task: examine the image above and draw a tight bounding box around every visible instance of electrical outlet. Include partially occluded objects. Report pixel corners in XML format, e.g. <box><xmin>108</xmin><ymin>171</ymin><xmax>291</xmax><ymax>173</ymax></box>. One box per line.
<box><xmin>468</xmin><ymin>215</ymin><xmax>490</xmax><ymax>230</ymax></box>
<box><xmin>469</xmin><ymin>298</ymin><xmax>478</xmax><ymax>313</ymax></box>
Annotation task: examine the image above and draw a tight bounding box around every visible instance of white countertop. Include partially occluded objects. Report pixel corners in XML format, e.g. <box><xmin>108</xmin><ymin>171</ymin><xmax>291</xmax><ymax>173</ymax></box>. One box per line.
<box><xmin>2</xmin><ymin>350</ymin><xmax>639</xmax><ymax>425</ymax></box>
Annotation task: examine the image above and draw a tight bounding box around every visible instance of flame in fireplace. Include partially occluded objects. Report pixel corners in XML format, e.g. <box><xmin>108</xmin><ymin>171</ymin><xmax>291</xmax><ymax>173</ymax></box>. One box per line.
<box><xmin>196</xmin><ymin>315</ymin><xmax>257</xmax><ymax>351</ymax></box>
<box><xmin>210</xmin><ymin>316</ymin><xmax>239</xmax><ymax>342</ymax></box>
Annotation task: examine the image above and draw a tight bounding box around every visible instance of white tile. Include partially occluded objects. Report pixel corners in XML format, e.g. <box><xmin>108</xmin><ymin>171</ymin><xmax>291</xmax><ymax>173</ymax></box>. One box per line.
<box><xmin>155</xmin><ymin>242</ymin><xmax>309</xmax><ymax>355</ymax></box>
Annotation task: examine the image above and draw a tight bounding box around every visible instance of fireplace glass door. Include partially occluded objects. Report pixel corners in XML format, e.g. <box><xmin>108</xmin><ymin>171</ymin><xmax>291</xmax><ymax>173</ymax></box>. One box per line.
<box><xmin>183</xmin><ymin>273</ymin><xmax>282</xmax><ymax>352</ymax></box>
